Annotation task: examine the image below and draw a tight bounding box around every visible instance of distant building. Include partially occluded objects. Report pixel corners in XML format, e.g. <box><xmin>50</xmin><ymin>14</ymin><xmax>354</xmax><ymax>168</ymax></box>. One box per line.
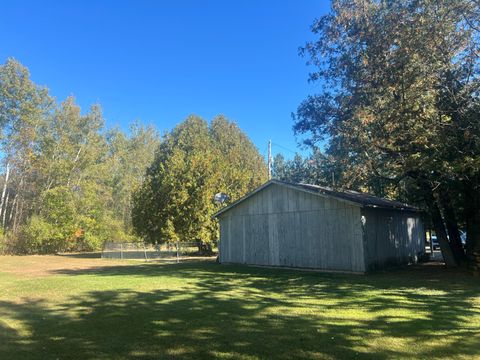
<box><xmin>215</xmin><ymin>180</ymin><xmax>425</xmax><ymax>273</ymax></box>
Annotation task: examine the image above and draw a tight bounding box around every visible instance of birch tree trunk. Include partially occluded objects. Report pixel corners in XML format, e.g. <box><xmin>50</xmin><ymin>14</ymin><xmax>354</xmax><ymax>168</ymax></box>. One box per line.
<box><xmin>67</xmin><ymin>145</ymin><xmax>83</xmax><ymax>187</ymax></box>
<box><xmin>8</xmin><ymin>193</ymin><xmax>17</xmax><ymax>224</ymax></box>
<box><xmin>2</xmin><ymin>191</ymin><xmax>9</xmax><ymax>228</ymax></box>
<box><xmin>0</xmin><ymin>163</ymin><xmax>10</xmax><ymax>223</ymax></box>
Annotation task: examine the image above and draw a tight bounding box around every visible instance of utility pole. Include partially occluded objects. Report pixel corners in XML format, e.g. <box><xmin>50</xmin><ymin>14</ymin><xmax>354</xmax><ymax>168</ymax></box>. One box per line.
<box><xmin>268</xmin><ymin>140</ymin><xmax>272</xmax><ymax>180</ymax></box>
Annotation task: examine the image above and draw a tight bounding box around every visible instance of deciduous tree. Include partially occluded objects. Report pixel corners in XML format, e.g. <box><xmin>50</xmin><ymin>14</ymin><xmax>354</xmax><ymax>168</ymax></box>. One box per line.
<box><xmin>294</xmin><ymin>0</ymin><xmax>480</xmax><ymax>266</ymax></box>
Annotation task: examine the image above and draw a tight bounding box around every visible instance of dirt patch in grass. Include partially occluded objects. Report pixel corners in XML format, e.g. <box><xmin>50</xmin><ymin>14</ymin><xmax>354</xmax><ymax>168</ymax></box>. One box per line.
<box><xmin>0</xmin><ymin>254</ymin><xmax>216</xmax><ymax>278</ymax></box>
<box><xmin>0</xmin><ymin>255</ymin><xmax>132</xmax><ymax>278</ymax></box>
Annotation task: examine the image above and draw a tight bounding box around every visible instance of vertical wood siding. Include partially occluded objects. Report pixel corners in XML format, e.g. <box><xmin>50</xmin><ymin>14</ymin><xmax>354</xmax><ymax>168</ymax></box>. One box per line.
<box><xmin>218</xmin><ymin>183</ymin><xmax>366</xmax><ymax>272</ymax></box>
<box><xmin>362</xmin><ymin>208</ymin><xmax>425</xmax><ymax>271</ymax></box>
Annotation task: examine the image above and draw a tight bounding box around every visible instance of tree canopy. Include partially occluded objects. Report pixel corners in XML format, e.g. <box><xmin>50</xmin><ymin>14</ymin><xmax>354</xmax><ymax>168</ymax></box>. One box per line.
<box><xmin>132</xmin><ymin>115</ymin><xmax>267</xmax><ymax>249</ymax></box>
<box><xmin>0</xmin><ymin>59</ymin><xmax>266</xmax><ymax>254</ymax></box>
<box><xmin>294</xmin><ymin>0</ymin><xmax>480</xmax><ymax>267</ymax></box>
<box><xmin>0</xmin><ymin>58</ymin><xmax>160</xmax><ymax>253</ymax></box>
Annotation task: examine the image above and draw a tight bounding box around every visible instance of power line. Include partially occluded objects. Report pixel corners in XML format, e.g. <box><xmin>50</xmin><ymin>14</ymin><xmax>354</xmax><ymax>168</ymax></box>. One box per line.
<box><xmin>271</xmin><ymin>142</ymin><xmax>299</xmax><ymax>155</ymax></box>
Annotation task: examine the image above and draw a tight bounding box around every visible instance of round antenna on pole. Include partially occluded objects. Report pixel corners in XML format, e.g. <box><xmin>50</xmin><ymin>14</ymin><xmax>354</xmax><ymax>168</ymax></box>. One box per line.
<box><xmin>213</xmin><ymin>192</ymin><xmax>229</xmax><ymax>205</ymax></box>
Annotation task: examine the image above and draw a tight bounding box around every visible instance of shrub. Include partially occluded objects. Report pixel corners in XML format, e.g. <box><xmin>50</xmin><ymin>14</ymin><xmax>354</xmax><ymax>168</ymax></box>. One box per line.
<box><xmin>17</xmin><ymin>216</ymin><xmax>75</xmax><ymax>254</ymax></box>
<box><xmin>0</xmin><ymin>229</ymin><xmax>8</xmax><ymax>254</ymax></box>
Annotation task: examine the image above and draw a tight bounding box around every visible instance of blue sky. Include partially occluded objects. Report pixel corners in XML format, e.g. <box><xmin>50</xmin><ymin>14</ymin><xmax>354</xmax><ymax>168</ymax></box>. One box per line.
<box><xmin>0</xmin><ymin>1</ymin><xmax>329</xmax><ymax>158</ymax></box>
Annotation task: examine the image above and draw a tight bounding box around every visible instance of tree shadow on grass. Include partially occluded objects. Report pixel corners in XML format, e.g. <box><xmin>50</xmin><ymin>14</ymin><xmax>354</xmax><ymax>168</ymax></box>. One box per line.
<box><xmin>56</xmin><ymin>252</ymin><xmax>102</xmax><ymax>259</ymax></box>
<box><xmin>1</xmin><ymin>262</ymin><xmax>479</xmax><ymax>359</ymax></box>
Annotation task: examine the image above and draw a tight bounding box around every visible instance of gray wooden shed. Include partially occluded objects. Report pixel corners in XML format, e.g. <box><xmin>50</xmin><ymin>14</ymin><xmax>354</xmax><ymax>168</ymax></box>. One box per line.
<box><xmin>215</xmin><ymin>180</ymin><xmax>425</xmax><ymax>273</ymax></box>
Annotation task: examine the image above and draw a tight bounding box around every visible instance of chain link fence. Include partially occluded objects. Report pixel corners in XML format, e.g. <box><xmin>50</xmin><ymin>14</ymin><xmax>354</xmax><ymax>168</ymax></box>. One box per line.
<box><xmin>101</xmin><ymin>241</ymin><xmax>200</xmax><ymax>262</ymax></box>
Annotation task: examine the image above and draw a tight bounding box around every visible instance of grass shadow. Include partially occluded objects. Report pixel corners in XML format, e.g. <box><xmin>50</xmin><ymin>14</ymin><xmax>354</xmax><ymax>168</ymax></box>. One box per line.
<box><xmin>56</xmin><ymin>252</ymin><xmax>102</xmax><ymax>259</ymax></box>
<box><xmin>1</xmin><ymin>261</ymin><xmax>479</xmax><ymax>359</ymax></box>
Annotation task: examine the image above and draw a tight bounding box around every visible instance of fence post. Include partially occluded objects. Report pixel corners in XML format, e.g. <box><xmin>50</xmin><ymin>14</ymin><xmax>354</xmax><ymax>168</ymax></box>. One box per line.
<box><xmin>143</xmin><ymin>243</ymin><xmax>148</xmax><ymax>262</ymax></box>
<box><xmin>120</xmin><ymin>243</ymin><xmax>123</xmax><ymax>260</ymax></box>
<box><xmin>176</xmin><ymin>242</ymin><xmax>179</xmax><ymax>263</ymax></box>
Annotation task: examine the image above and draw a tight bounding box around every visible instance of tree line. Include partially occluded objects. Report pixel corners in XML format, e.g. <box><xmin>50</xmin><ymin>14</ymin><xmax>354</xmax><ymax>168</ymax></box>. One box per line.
<box><xmin>0</xmin><ymin>58</ymin><xmax>267</xmax><ymax>254</ymax></box>
<box><xmin>2</xmin><ymin>0</ymin><xmax>479</xmax><ymax>267</ymax></box>
<box><xmin>0</xmin><ymin>59</ymin><xmax>161</xmax><ymax>253</ymax></box>
<box><xmin>289</xmin><ymin>0</ymin><xmax>480</xmax><ymax>268</ymax></box>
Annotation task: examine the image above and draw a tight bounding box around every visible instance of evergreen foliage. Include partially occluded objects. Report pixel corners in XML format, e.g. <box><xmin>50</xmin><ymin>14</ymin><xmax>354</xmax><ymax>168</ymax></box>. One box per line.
<box><xmin>132</xmin><ymin>115</ymin><xmax>267</xmax><ymax>248</ymax></box>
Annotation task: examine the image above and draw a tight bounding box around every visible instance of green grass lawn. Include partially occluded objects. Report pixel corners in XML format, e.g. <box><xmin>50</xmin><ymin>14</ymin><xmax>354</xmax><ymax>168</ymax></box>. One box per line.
<box><xmin>0</xmin><ymin>256</ymin><xmax>479</xmax><ymax>359</ymax></box>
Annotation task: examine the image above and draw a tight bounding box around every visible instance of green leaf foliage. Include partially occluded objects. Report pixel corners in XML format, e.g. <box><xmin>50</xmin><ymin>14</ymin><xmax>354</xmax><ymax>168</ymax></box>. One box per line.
<box><xmin>294</xmin><ymin>0</ymin><xmax>480</xmax><ymax>264</ymax></box>
<box><xmin>132</xmin><ymin>115</ymin><xmax>267</xmax><ymax>245</ymax></box>
<box><xmin>0</xmin><ymin>59</ymin><xmax>160</xmax><ymax>253</ymax></box>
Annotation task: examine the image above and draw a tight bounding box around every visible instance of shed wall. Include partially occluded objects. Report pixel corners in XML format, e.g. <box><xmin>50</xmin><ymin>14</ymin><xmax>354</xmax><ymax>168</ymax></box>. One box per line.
<box><xmin>219</xmin><ymin>184</ymin><xmax>365</xmax><ymax>272</ymax></box>
<box><xmin>362</xmin><ymin>208</ymin><xmax>425</xmax><ymax>271</ymax></box>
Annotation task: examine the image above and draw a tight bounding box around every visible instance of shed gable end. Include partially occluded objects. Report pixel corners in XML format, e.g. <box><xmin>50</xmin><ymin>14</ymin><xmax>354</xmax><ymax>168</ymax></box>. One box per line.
<box><xmin>219</xmin><ymin>183</ymin><xmax>366</xmax><ymax>272</ymax></box>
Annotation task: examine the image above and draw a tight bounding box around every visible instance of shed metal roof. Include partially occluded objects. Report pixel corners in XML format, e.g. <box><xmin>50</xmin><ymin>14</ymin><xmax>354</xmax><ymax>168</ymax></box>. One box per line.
<box><xmin>214</xmin><ymin>180</ymin><xmax>421</xmax><ymax>217</ymax></box>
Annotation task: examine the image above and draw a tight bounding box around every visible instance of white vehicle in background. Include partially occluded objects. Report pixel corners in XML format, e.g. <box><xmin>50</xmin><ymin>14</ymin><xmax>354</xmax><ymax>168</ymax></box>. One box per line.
<box><xmin>460</xmin><ymin>231</ymin><xmax>467</xmax><ymax>248</ymax></box>
<box><xmin>431</xmin><ymin>231</ymin><xmax>467</xmax><ymax>251</ymax></box>
<box><xmin>431</xmin><ymin>235</ymin><xmax>440</xmax><ymax>250</ymax></box>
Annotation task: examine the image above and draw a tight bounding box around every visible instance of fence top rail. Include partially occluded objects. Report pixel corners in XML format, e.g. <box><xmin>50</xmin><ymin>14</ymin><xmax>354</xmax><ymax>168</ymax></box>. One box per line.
<box><xmin>101</xmin><ymin>241</ymin><xmax>205</xmax><ymax>262</ymax></box>
<box><xmin>101</xmin><ymin>241</ymin><xmax>201</xmax><ymax>252</ymax></box>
